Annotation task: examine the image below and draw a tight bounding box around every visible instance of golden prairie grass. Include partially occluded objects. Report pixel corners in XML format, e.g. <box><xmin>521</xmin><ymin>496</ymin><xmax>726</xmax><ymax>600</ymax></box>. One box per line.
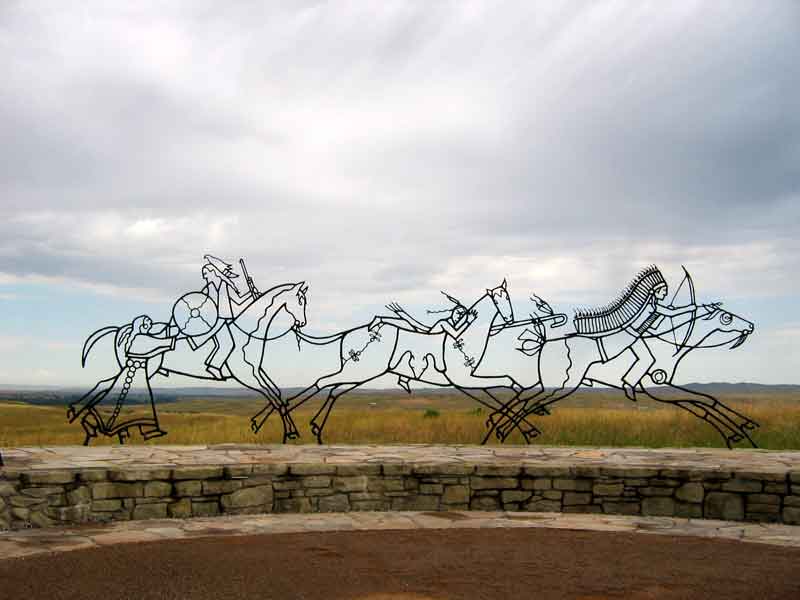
<box><xmin>1</xmin><ymin>399</ymin><xmax>798</xmax><ymax>449</ymax></box>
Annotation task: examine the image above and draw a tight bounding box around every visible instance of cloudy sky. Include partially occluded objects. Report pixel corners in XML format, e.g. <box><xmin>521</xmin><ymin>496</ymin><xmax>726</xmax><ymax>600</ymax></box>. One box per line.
<box><xmin>1</xmin><ymin>1</ymin><xmax>798</xmax><ymax>388</ymax></box>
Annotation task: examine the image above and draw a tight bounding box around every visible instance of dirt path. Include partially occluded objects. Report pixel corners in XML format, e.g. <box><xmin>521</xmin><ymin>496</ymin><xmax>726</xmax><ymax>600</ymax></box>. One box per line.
<box><xmin>2</xmin><ymin>528</ymin><xmax>798</xmax><ymax>600</ymax></box>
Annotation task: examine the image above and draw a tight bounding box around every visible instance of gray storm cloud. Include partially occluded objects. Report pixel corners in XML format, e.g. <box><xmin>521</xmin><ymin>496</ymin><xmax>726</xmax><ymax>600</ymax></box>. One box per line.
<box><xmin>1</xmin><ymin>1</ymin><xmax>798</xmax><ymax>313</ymax></box>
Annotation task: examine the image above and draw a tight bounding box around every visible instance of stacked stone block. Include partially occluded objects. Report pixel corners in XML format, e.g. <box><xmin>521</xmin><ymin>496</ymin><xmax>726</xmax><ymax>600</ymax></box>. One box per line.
<box><xmin>1</xmin><ymin>463</ymin><xmax>799</xmax><ymax>530</ymax></box>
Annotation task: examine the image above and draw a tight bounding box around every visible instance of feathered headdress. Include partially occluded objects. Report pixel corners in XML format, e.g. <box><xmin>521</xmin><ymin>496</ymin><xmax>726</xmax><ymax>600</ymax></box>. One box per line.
<box><xmin>573</xmin><ymin>265</ymin><xmax>666</xmax><ymax>336</ymax></box>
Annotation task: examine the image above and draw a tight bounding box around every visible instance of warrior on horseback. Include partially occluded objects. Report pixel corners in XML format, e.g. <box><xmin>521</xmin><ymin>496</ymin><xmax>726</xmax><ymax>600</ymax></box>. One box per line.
<box><xmin>373</xmin><ymin>293</ymin><xmax>474</xmax><ymax>338</ymax></box>
<box><xmin>369</xmin><ymin>293</ymin><xmax>477</xmax><ymax>392</ymax></box>
<box><xmin>573</xmin><ymin>265</ymin><xmax>697</xmax><ymax>400</ymax></box>
<box><xmin>192</xmin><ymin>254</ymin><xmax>255</xmax><ymax>380</ymax></box>
<box><xmin>71</xmin><ymin>254</ymin><xmax>309</xmax><ymax>444</ymax></box>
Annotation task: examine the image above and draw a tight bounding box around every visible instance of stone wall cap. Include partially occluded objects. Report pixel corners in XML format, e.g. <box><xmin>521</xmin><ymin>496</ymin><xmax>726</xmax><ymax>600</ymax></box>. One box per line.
<box><xmin>2</xmin><ymin>446</ymin><xmax>799</xmax><ymax>473</ymax></box>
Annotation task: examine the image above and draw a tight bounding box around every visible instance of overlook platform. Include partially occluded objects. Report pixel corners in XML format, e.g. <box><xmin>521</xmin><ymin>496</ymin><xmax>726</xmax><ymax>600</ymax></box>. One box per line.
<box><xmin>1</xmin><ymin>445</ymin><xmax>799</xmax><ymax>530</ymax></box>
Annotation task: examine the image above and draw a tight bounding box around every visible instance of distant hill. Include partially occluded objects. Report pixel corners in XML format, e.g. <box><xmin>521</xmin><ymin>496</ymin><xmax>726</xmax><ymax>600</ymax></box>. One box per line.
<box><xmin>0</xmin><ymin>382</ymin><xmax>798</xmax><ymax>407</ymax></box>
<box><xmin>681</xmin><ymin>383</ymin><xmax>800</xmax><ymax>394</ymax></box>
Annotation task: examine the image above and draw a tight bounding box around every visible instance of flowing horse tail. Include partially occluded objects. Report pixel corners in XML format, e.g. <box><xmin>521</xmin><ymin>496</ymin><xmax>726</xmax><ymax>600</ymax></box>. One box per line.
<box><xmin>82</xmin><ymin>326</ymin><xmax>119</xmax><ymax>367</ymax></box>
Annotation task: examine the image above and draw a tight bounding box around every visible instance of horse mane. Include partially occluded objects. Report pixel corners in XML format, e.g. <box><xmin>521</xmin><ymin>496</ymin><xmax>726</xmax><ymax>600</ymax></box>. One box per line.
<box><xmin>245</xmin><ymin>281</ymin><xmax>299</xmax><ymax>314</ymax></box>
<box><xmin>258</xmin><ymin>282</ymin><xmax>297</xmax><ymax>301</ymax></box>
<box><xmin>573</xmin><ymin>265</ymin><xmax>666</xmax><ymax>336</ymax></box>
<box><xmin>233</xmin><ymin>281</ymin><xmax>301</xmax><ymax>343</ymax></box>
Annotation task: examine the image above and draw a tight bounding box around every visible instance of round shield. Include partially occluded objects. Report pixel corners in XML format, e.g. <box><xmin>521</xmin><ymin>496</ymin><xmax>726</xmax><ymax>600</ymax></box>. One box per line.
<box><xmin>172</xmin><ymin>292</ymin><xmax>219</xmax><ymax>337</ymax></box>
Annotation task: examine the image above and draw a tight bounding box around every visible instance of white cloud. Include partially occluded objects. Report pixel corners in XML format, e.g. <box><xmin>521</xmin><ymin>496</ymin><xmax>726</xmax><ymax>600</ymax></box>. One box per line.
<box><xmin>125</xmin><ymin>218</ymin><xmax>171</xmax><ymax>238</ymax></box>
<box><xmin>0</xmin><ymin>2</ymin><xmax>798</xmax><ymax>383</ymax></box>
<box><xmin>0</xmin><ymin>271</ymin><xmax>168</xmax><ymax>304</ymax></box>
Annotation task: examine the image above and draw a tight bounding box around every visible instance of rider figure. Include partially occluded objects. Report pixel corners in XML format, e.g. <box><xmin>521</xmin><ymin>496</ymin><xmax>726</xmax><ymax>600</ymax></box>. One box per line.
<box><xmin>574</xmin><ymin>266</ymin><xmax>697</xmax><ymax>401</ymax></box>
<box><xmin>373</xmin><ymin>292</ymin><xmax>475</xmax><ymax>338</ymax></box>
<box><xmin>192</xmin><ymin>255</ymin><xmax>254</xmax><ymax>379</ymax></box>
<box><xmin>369</xmin><ymin>292</ymin><xmax>477</xmax><ymax>392</ymax></box>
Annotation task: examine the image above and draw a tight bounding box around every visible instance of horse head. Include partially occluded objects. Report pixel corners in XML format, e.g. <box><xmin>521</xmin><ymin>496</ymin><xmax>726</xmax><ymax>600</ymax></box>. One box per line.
<box><xmin>487</xmin><ymin>278</ymin><xmax>514</xmax><ymax>325</ymax></box>
<box><xmin>692</xmin><ymin>303</ymin><xmax>754</xmax><ymax>350</ymax></box>
<box><xmin>282</xmin><ymin>281</ymin><xmax>308</xmax><ymax>329</ymax></box>
<box><xmin>643</xmin><ymin>303</ymin><xmax>755</xmax><ymax>386</ymax></box>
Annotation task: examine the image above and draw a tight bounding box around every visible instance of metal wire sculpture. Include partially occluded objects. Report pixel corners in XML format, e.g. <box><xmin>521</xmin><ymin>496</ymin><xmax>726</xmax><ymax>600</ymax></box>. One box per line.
<box><xmin>64</xmin><ymin>258</ymin><xmax>758</xmax><ymax>449</ymax></box>
<box><xmin>69</xmin><ymin>255</ymin><xmax>307</xmax><ymax>445</ymax></box>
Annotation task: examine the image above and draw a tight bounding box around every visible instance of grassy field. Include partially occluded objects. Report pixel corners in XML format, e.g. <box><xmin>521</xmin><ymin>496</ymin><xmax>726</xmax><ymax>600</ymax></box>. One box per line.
<box><xmin>1</xmin><ymin>390</ymin><xmax>799</xmax><ymax>449</ymax></box>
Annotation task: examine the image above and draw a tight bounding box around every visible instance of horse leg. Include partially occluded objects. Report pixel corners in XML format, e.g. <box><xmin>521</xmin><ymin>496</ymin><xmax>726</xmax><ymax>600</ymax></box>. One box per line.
<box><xmin>226</xmin><ymin>331</ymin><xmax>286</xmax><ymax>436</ymax></box>
<box><xmin>450</xmin><ymin>386</ymin><xmax>541</xmax><ymax>444</ymax></box>
<box><xmin>493</xmin><ymin>337</ymin><xmax>586</xmax><ymax>441</ymax></box>
<box><xmin>657</xmin><ymin>386</ymin><xmax>753</xmax><ymax>444</ymax></box>
<box><xmin>257</xmin><ymin>366</ymin><xmax>282</xmax><ymax>405</ymax></box>
<box><xmin>486</xmin><ymin>387</ymin><xmax>525</xmax><ymax>430</ymax></box>
<box><xmin>253</xmin><ymin>364</ymin><xmax>291</xmax><ymax>434</ymax></box>
<box><xmin>251</xmin><ymin>380</ymin><xmax>303</xmax><ymax>433</ymax></box>
<box><xmin>280</xmin><ymin>346</ymin><xmax>365</xmax><ymax>420</ymax></box>
<box><xmin>246</xmin><ymin>393</ymin><xmax>283</xmax><ymax>436</ymax></box>
<box><xmin>488</xmin><ymin>382</ymin><xmax>545</xmax><ymax>432</ymax></box>
<box><xmin>280</xmin><ymin>409</ymin><xmax>300</xmax><ymax>442</ymax></box>
<box><xmin>492</xmin><ymin>388</ymin><xmax>546</xmax><ymax>443</ymax></box>
<box><xmin>494</xmin><ymin>384</ymin><xmax>547</xmax><ymax>441</ymax></box>
<box><xmin>250</xmin><ymin>405</ymin><xmax>274</xmax><ymax>433</ymax></box>
<box><xmin>254</xmin><ymin>381</ymin><xmax>335</xmax><ymax>439</ymax></box>
<box><xmin>308</xmin><ymin>384</ymin><xmax>357</xmax><ymax>444</ymax></box>
<box><xmin>251</xmin><ymin>367</ymin><xmax>297</xmax><ymax>437</ymax></box>
<box><xmin>250</xmin><ymin>397</ymin><xmax>299</xmax><ymax>441</ymax></box>
<box><xmin>498</xmin><ymin>360</ymin><xmax>590</xmax><ymax>442</ymax></box>
<box><xmin>285</xmin><ymin>384</ymin><xmax>323</xmax><ymax>412</ymax></box>
<box><xmin>643</xmin><ymin>386</ymin><xmax>757</xmax><ymax>448</ymax></box>
<box><xmin>667</xmin><ymin>383</ymin><xmax>759</xmax><ymax>443</ymax></box>
<box><xmin>231</xmin><ymin>364</ymin><xmax>286</xmax><ymax>438</ymax></box>
<box><xmin>508</xmin><ymin>369</ymin><xmax>606</xmax><ymax>438</ymax></box>
<box><xmin>641</xmin><ymin>390</ymin><xmax>739</xmax><ymax>448</ymax></box>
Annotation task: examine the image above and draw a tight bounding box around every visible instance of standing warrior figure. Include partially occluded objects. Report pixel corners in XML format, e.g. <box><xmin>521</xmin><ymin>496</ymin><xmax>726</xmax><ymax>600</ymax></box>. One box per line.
<box><xmin>573</xmin><ymin>265</ymin><xmax>696</xmax><ymax>401</ymax></box>
<box><xmin>191</xmin><ymin>254</ymin><xmax>255</xmax><ymax>379</ymax></box>
<box><xmin>68</xmin><ymin>314</ymin><xmax>173</xmax><ymax>444</ymax></box>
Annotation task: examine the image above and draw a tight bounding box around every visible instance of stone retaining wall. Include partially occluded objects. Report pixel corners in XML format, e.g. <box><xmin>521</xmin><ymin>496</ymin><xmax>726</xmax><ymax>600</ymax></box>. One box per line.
<box><xmin>2</xmin><ymin>461</ymin><xmax>799</xmax><ymax>530</ymax></box>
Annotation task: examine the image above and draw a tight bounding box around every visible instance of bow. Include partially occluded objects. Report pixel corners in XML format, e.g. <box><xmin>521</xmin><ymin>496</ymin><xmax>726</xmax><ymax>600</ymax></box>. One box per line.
<box><xmin>669</xmin><ymin>265</ymin><xmax>696</xmax><ymax>357</ymax></box>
